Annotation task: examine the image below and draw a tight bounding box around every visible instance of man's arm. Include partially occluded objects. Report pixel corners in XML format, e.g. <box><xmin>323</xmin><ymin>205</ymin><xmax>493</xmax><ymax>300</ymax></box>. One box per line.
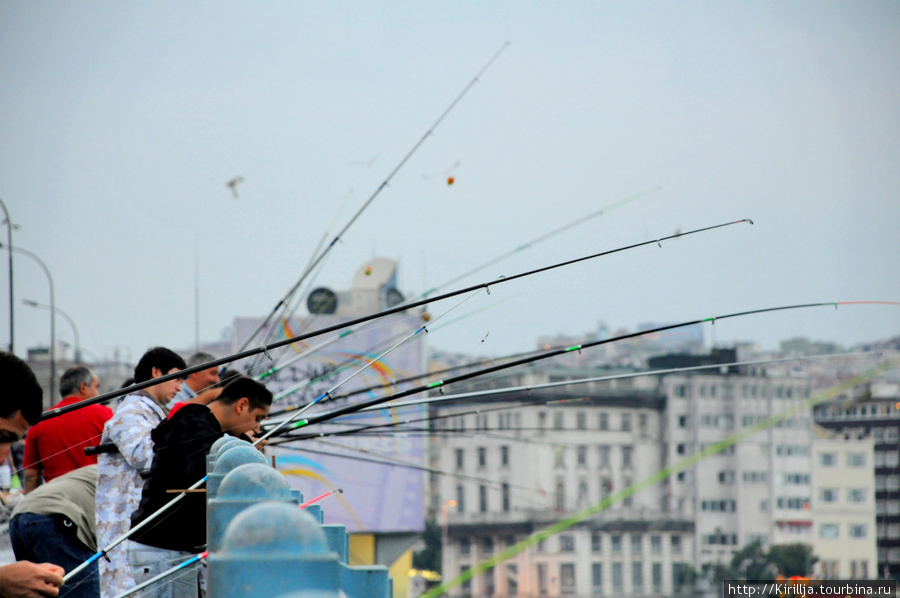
<box><xmin>22</xmin><ymin>467</ymin><xmax>41</xmax><ymax>494</ymax></box>
<box><xmin>0</xmin><ymin>562</ymin><xmax>64</xmax><ymax>598</ymax></box>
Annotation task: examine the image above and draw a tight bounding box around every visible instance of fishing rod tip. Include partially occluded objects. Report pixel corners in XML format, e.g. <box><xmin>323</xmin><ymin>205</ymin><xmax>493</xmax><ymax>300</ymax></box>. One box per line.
<box><xmin>336</xmin><ymin>488</ymin><xmax>344</xmax><ymax>494</ymax></box>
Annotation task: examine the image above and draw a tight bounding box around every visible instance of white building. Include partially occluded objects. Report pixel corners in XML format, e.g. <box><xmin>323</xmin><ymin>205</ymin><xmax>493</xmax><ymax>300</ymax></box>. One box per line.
<box><xmin>810</xmin><ymin>426</ymin><xmax>877</xmax><ymax>579</ymax></box>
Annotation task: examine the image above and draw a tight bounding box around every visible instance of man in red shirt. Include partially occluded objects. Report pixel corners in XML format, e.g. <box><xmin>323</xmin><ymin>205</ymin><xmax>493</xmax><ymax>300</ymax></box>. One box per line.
<box><xmin>23</xmin><ymin>365</ymin><xmax>113</xmax><ymax>493</ymax></box>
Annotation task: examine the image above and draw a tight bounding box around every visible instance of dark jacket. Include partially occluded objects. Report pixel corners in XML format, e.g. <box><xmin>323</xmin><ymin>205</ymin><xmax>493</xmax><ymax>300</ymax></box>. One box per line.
<box><xmin>130</xmin><ymin>404</ymin><xmax>223</xmax><ymax>552</ymax></box>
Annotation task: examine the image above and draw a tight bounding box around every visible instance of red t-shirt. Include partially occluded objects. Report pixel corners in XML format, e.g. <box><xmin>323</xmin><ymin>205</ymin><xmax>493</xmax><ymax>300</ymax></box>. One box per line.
<box><xmin>23</xmin><ymin>396</ymin><xmax>114</xmax><ymax>482</ymax></box>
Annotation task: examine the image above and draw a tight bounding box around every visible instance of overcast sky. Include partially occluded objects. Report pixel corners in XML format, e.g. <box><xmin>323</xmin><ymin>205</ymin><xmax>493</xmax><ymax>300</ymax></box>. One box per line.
<box><xmin>1</xmin><ymin>1</ymin><xmax>898</xmax><ymax>366</ymax></box>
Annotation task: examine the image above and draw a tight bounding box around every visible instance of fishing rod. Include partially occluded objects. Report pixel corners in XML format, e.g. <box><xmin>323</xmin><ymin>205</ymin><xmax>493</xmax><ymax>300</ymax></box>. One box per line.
<box><xmin>421</xmin><ymin>186</ymin><xmax>660</xmax><ymax>297</ymax></box>
<box><xmin>264</xmin><ymin>341</ymin><xmax>556</xmax><ymax>420</ymax></box>
<box><xmin>270</xmin><ymin>349</ymin><xmax>844</xmax><ymax>432</ymax></box>
<box><xmin>263</xmin><ymin>300</ymin><xmax>894</xmax><ymax>437</ymax></box>
<box><xmin>262</xmin><ymin>185</ymin><xmax>654</xmax><ymax>376</ymax></box>
<box><xmin>112</xmin><ymin>488</ymin><xmax>344</xmax><ymax>598</ymax></box>
<box><xmin>241</xmin><ymin>42</ymin><xmax>511</xmax><ymax>365</ymax></box>
<box><xmin>62</xmin><ymin>292</ymin><xmax>472</xmax><ymax>584</ymax></box>
<box><xmin>421</xmin><ymin>358</ymin><xmax>900</xmax><ymax>597</ymax></box>
<box><xmin>44</xmin><ymin>217</ymin><xmax>752</xmax><ymax>420</ymax></box>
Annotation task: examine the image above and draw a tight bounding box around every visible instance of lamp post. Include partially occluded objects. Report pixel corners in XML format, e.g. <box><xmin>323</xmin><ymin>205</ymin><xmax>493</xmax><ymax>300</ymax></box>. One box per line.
<box><xmin>0</xmin><ymin>198</ymin><xmax>14</xmax><ymax>352</ymax></box>
<box><xmin>0</xmin><ymin>242</ymin><xmax>54</xmax><ymax>395</ymax></box>
<box><xmin>23</xmin><ymin>299</ymin><xmax>79</xmax><ymax>363</ymax></box>
<box><xmin>441</xmin><ymin>499</ymin><xmax>457</xmax><ymax>559</ymax></box>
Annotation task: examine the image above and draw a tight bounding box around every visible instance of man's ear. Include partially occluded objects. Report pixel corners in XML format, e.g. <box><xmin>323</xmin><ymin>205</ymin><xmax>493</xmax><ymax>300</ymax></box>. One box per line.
<box><xmin>236</xmin><ymin>397</ymin><xmax>250</xmax><ymax>414</ymax></box>
<box><xmin>151</xmin><ymin>366</ymin><xmax>163</xmax><ymax>379</ymax></box>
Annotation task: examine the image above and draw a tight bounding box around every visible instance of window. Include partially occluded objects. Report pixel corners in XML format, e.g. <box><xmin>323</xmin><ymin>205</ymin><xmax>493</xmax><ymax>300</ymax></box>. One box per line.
<box><xmin>538</xmin><ymin>411</ymin><xmax>546</xmax><ymax>432</ymax></box>
<box><xmin>671</xmin><ymin>535</ymin><xmax>682</xmax><ymax>553</ymax></box>
<box><xmin>850</xmin><ymin>525</ymin><xmax>867</xmax><ymax>539</ymax></box>
<box><xmin>592</xmin><ymin>563</ymin><xmax>602</xmax><ymax>591</ymax></box>
<box><xmin>455</xmin><ymin>448</ymin><xmax>464</xmax><ymax>470</ymax></box>
<box><xmin>611</xmin><ymin>535</ymin><xmax>622</xmax><ymax>553</ymax></box>
<box><xmin>556</xmin><ymin>480</ymin><xmax>566</xmax><ymax>511</ymax></box>
<box><xmin>554</xmin><ymin>445</ymin><xmax>565</xmax><ymax>469</ymax></box>
<box><xmin>776</xmin><ymin>497</ymin><xmax>810</xmax><ymax>510</ymax></box>
<box><xmin>847</xmin><ymin>452</ymin><xmax>867</xmax><ymax>467</ymax></box>
<box><xmin>478</xmin><ymin>447</ymin><xmax>486</xmax><ymax>468</ymax></box>
<box><xmin>676</xmin><ymin>443</ymin><xmax>688</xmax><ymax>455</ymax></box>
<box><xmin>622</xmin><ymin>446</ymin><xmax>633</xmax><ymax>467</ymax></box>
<box><xmin>820</xmin><ymin>524</ymin><xmax>839</xmax><ymax>539</ymax></box>
<box><xmin>600</xmin><ymin>477</ymin><xmax>612</xmax><ymax>498</ymax></box>
<box><xmin>460</xmin><ymin>537</ymin><xmax>471</xmax><ymax>555</ymax></box>
<box><xmin>743</xmin><ymin>471</ymin><xmax>767</xmax><ymax>483</ymax></box>
<box><xmin>591</xmin><ymin>533</ymin><xmax>601</xmax><ymax>552</ymax></box>
<box><xmin>501</xmin><ymin>445</ymin><xmax>509</xmax><ymax>467</ymax></box>
<box><xmin>599</xmin><ymin>412</ymin><xmax>609</xmax><ymax>430</ymax></box>
<box><xmin>651</xmin><ymin>535</ymin><xmax>662</xmax><ymax>553</ymax></box>
<box><xmin>502</xmin><ymin>483</ymin><xmax>510</xmax><ymax>512</ymax></box>
<box><xmin>483</xmin><ymin>536</ymin><xmax>494</xmax><ymax>553</ymax></box>
<box><xmin>554</xmin><ymin>412</ymin><xmax>564</xmax><ymax>430</ymax></box>
<box><xmin>819</xmin><ymin>452</ymin><xmax>838</xmax><ymax>466</ymax></box>
<box><xmin>560</xmin><ymin>535</ymin><xmax>575</xmax><ymax>552</ymax></box>
<box><xmin>612</xmin><ymin>563</ymin><xmax>623</xmax><ymax>593</ymax></box>
<box><xmin>639</xmin><ymin>413</ymin><xmax>648</xmax><ymax>431</ymax></box>
<box><xmin>461</xmin><ymin>565</ymin><xmax>471</xmax><ymax>591</ymax></box>
<box><xmin>577</xmin><ymin>480</ymin><xmax>589</xmax><ymax>507</ymax></box>
<box><xmin>622</xmin><ymin>413</ymin><xmax>632</xmax><ymax>431</ymax></box>
<box><xmin>537</xmin><ymin>563</ymin><xmax>547</xmax><ymax>595</ymax></box>
<box><xmin>848</xmin><ymin>488</ymin><xmax>866</xmax><ymax>504</ymax></box>
<box><xmin>559</xmin><ymin>563</ymin><xmax>575</xmax><ymax>593</ymax></box>
<box><xmin>598</xmin><ymin>445</ymin><xmax>610</xmax><ymax>466</ymax></box>
<box><xmin>718</xmin><ymin>470</ymin><xmax>735</xmax><ymax>484</ymax></box>
<box><xmin>677</xmin><ymin>414</ymin><xmax>688</xmax><ymax>428</ymax></box>
<box><xmin>506</xmin><ymin>564</ymin><xmax>518</xmax><ymax>596</ymax></box>
<box><xmin>577</xmin><ymin>445</ymin><xmax>588</xmax><ymax>467</ymax></box>
<box><xmin>631</xmin><ymin>534</ymin><xmax>642</xmax><ymax>555</ymax></box>
<box><xmin>576</xmin><ymin>412</ymin><xmax>586</xmax><ymax>430</ymax></box>
<box><xmin>623</xmin><ymin>479</ymin><xmax>632</xmax><ymax>508</ymax></box>
<box><xmin>820</xmin><ymin>488</ymin><xmax>839</xmax><ymax>503</ymax></box>
<box><xmin>652</xmin><ymin>562</ymin><xmax>663</xmax><ymax>593</ymax></box>
<box><xmin>456</xmin><ymin>485</ymin><xmax>465</xmax><ymax>513</ymax></box>
<box><xmin>632</xmin><ymin>562</ymin><xmax>643</xmax><ymax>592</ymax></box>
<box><xmin>479</xmin><ymin>485</ymin><xmax>487</xmax><ymax>512</ymax></box>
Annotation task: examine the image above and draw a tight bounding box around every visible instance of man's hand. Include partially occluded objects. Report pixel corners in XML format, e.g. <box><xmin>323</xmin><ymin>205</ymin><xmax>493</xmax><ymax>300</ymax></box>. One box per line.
<box><xmin>0</xmin><ymin>562</ymin><xmax>65</xmax><ymax>598</ymax></box>
<box><xmin>244</xmin><ymin>430</ymin><xmax>268</xmax><ymax>452</ymax></box>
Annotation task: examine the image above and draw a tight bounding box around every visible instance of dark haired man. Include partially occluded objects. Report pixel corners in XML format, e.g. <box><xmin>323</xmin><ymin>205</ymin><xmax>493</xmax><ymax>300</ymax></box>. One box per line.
<box><xmin>127</xmin><ymin>376</ymin><xmax>272</xmax><ymax>598</ymax></box>
<box><xmin>96</xmin><ymin>347</ymin><xmax>185</xmax><ymax>598</ymax></box>
<box><xmin>23</xmin><ymin>366</ymin><xmax>112</xmax><ymax>493</ymax></box>
<box><xmin>0</xmin><ymin>352</ymin><xmax>65</xmax><ymax>598</ymax></box>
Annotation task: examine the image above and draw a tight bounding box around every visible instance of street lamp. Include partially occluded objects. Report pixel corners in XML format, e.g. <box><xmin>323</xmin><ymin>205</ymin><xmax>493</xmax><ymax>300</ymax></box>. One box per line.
<box><xmin>0</xmin><ymin>242</ymin><xmax>55</xmax><ymax>396</ymax></box>
<box><xmin>23</xmin><ymin>299</ymin><xmax>79</xmax><ymax>363</ymax></box>
<box><xmin>442</xmin><ymin>499</ymin><xmax>457</xmax><ymax>556</ymax></box>
<box><xmin>0</xmin><ymin>198</ymin><xmax>14</xmax><ymax>352</ymax></box>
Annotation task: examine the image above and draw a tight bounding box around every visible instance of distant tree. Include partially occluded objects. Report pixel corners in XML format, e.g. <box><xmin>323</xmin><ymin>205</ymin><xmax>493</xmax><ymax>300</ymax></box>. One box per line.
<box><xmin>412</xmin><ymin>519</ymin><xmax>442</xmax><ymax>573</ymax></box>
<box><xmin>731</xmin><ymin>540</ymin><xmax>774</xmax><ymax>580</ymax></box>
<box><xmin>767</xmin><ymin>543</ymin><xmax>818</xmax><ymax>578</ymax></box>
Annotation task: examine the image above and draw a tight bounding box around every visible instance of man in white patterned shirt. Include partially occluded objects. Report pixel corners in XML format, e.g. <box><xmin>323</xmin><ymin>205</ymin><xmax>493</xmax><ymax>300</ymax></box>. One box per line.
<box><xmin>96</xmin><ymin>347</ymin><xmax>185</xmax><ymax>598</ymax></box>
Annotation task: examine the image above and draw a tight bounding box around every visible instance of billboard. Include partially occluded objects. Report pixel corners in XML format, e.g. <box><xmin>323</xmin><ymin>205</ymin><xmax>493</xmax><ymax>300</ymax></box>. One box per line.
<box><xmin>232</xmin><ymin>313</ymin><xmax>426</xmax><ymax>533</ymax></box>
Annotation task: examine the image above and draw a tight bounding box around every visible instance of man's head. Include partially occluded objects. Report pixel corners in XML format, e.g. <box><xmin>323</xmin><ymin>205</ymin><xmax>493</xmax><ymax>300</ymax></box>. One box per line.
<box><xmin>59</xmin><ymin>366</ymin><xmax>99</xmax><ymax>400</ymax></box>
<box><xmin>134</xmin><ymin>347</ymin><xmax>186</xmax><ymax>403</ymax></box>
<box><xmin>183</xmin><ymin>352</ymin><xmax>219</xmax><ymax>393</ymax></box>
<box><xmin>0</xmin><ymin>352</ymin><xmax>44</xmax><ymax>462</ymax></box>
<box><xmin>209</xmin><ymin>377</ymin><xmax>273</xmax><ymax>439</ymax></box>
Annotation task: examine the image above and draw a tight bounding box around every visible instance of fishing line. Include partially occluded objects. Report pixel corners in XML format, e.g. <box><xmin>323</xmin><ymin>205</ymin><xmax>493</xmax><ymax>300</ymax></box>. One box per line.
<box><xmin>45</xmin><ymin>217</ymin><xmax>752</xmax><ymax>421</ymax></box>
<box><xmin>421</xmin><ymin>358</ymin><xmax>900</xmax><ymax>597</ymax></box>
<box><xmin>238</xmin><ymin>41</ymin><xmax>511</xmax><ymax>358</ymax></box>
<box><xmin>421</xmin><ymin>186</ymin><xmax>661</xmax><ymax>297</ymax></box>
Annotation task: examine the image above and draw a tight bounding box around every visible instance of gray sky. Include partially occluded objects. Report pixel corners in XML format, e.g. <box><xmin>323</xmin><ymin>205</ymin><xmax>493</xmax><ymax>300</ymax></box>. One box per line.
<box><xmin>1</xmin><ymin>1</ymin><xmax>898</xmax><ymax>365</ymax></box>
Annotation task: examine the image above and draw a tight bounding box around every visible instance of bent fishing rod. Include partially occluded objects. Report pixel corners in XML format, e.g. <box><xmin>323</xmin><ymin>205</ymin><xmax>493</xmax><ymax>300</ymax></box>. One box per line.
<box><xmin>242</xmin><ymin>42</ymin><xmax>511</xmax><ymax>364</ymax></box>
<box><xmin>262</xmin><ymin>300</ymin><xmax>894</xmax><ymax>437</ymax></box>
<box><xmin>44</xmin><ymin>217</ymin><xmax>752</xmax><ymax>421</ymax></box>
<box><xmin>261</xmin><ymin>185</ymin><xmax>657</xmax><ymax>377</ymax></box>
<box><xmin>267</xmin><ymin>352</ymin><xmax>863</xmax><ymax>443</ymax></box>
<box><xmin>62</xmin><ymin>297</ymin><xmax>453</xmax><ymax>584</ymax></box>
